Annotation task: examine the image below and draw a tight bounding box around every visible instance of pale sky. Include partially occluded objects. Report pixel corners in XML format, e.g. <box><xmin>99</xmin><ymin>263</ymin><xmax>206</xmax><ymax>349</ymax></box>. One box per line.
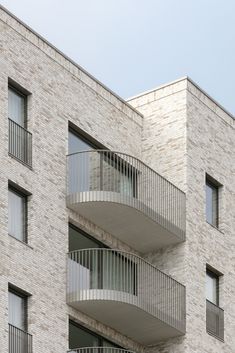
<box><xmin>1</xmin><ymin>0</ymin><xmax>235</xmax><ymax>114</ymax></box>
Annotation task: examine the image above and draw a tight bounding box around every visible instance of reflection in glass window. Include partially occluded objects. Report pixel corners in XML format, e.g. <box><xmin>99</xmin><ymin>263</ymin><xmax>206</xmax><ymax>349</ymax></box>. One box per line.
<box><xmin>206</xmin><ymin>270</ymin><xmax>219</xmax><ymax>305</ymax></box>
<box><xmin>206</xmin><ymin>177</ymin><xmax>219</xmax><ymax>227</ymax></box>
<box><xmin>69</xmin><ymin>321</ymin><xmax>121</xmax><ymax>350</ymax></box>
<box><xmin>8</xmin><ymin>291</ymin><xmax>26</xmax><ymax>331</ymax></box>
<box><xmin>8</xmin><ymin>88</ymin><xmax>26</xmax><ymax>127</ymax></box>
<box><xmin>8</xmin><ymin>187</ymin><xmax>27</xmax><ymax>242</ymax></box>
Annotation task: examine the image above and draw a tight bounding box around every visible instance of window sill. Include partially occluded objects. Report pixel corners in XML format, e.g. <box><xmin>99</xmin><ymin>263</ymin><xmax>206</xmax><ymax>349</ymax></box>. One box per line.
<box><xmin>8</xmin><ymin>234</ymin><xmax>33</xmax><ymax>250</ymax></box>
<box><xmin>206</xmin><ymin>222</ymin><xmax>224</xmax><ymax>234</ymax></box>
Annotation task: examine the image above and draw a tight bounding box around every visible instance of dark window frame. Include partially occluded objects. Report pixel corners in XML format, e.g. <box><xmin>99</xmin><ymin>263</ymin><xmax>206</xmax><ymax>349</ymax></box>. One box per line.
<box><xmin>8</xmin><ymin>84</ymin><xmax>28</xmax><ymax>129</ymax></box>
<box><xmin>8</xmin><ymin>182</ymin><xmax>30</xmax><ymax>244</ymax></box>
<box><xmin>69</xmin><ymin>320</ymin><xmax>123</xmax><ymax>349</ymax></box>
<box><xmin>69</xmin><ymin>223</ymin><xmax>107</xmax><ymax>250</ymax></box>
<box><xmin>206</xmin><ymin>268</ymin><xmax>220</xmax><ymax>306</ymax></box>
<box><xmin>69</xmin><ymin>224</ymin><xmax>137</xmax><ymax>295</ymax></box>
<box><xmin>69</xmin><ymin>126</ymin><xmax>138</xmax><ymax>198</ymax></box>
<box><xmin>8</xmin><ymin>285</ymin><xmax>29</xmax><ymax>332</ymax></box>
<box><xmin>206</xmin><ymin>174</ymin><xmax>221</xmax><ymax>228</ymax></box>
<box><xmin>69</xmin><ymin>125</ymin><xmax>104</xmax><ymax>151</ymax></box>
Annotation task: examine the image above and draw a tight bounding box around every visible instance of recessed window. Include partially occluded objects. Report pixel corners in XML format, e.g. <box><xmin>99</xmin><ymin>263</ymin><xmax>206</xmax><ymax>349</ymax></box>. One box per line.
<box><xmin>206</xmin><ymin>175</ymin><xmax>220</xmax><ymax>227</ymax></box>
<box><xmin>8</xmin><ymin>86</ymin><xmax>27</xmax><ymax>127</ymax></box>
<box><xmin>8</xmin><ymin>289</ymin><xmax>27</xmax><ymax>331</ymax></box>
<box><xmin>8</xmin><ymin>287</ymin><xmax>32</xmax><ymax>353</ymax></box>
<box><xmin>68</xmin><ymin>224</ymin><xmax>137</xmax><ymax>294</ymax></box>
<box><xmin>8</xmin><ymin>185</ymin><xmax>27</xmax><ymax>243</ymax></box>
<box><xmin>206</xmin><ymin>269</ymin><xmax>219</xmax><ymax>305</ymax></box>
<box><xmin>68</xmin><ymin>127</ymin><xmax>137</xmax><ymax>197</ymax></box>
<box><xmin>69</xmin><ymin>321</ymin><xmax>121</xmax><ymax>350</ymax></box>
<box><xmin>206</xmin><ymin>267</ymin><xmax>224</xmax><ymax>341</ymax></box>
<box><xmin>8</xmin><ymin>84</ymin><xmax>32</xmax><ymax>167</ymax></box>
<box><xmin>69</xmin><ymin>224</ymin><xmax>104</xmax><ymax>252</ymax></box>
<box><xmin>68</xmin><ymin>128</ymin><xmax>96</xmax><ymax>155</ymax></box>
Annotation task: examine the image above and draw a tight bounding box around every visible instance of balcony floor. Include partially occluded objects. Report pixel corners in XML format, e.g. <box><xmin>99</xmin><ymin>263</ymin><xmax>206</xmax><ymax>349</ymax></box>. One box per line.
<box><xmin>68</xmin><ymin>290</ymin><xmax>184</xmax><ymax>345</ymax></box>
<box><xmin>67</xmin><ymin>191</ymin><xmax>184</xmax><ymax>253</ymax></box>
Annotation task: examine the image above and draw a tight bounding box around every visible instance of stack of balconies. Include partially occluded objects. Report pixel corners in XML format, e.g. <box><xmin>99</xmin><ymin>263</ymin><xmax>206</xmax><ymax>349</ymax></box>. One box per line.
<box><xmin>66</xmin><ymin>150</ymin><xmax>186</xmax><ymax>345</ymax></box>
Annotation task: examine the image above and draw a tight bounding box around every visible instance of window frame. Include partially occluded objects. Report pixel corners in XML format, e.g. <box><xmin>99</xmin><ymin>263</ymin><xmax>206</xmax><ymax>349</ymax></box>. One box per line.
<box><xmin>8</xmin><ymin>286</ymin><xmax>28</xmax><ymax>332</ymax></box>
<box><xmin>69</xmin><ymin>223</ymin><xmax>107</xmax><ymax>251</ymax></box>
<box><xmin>206</xmin><ymin>268</ymin><xmax>220</xmax><ymax>306</ymax></box>
<box><xmin>8</xmin><ymin>85</ymin><xmax>28</xmax><ymax>129</ymax></box>
<box><xmin>205</xmin><ymin>174</ymin><xmax>221</xmax><ymax>228</ymax></box>
<box><xmin>69</xmin><ymin>224</ymin><xmax>137</xmax><ymax>295</ymax></box>
<box><xmin>69</xmin><ymin>320</ymin><xmax>123</xmax><ymax>349</ymax></box>
<box><xmin>8</xmin><ymin>183</ymin><xmax>29</xmax><ymax>244</ymax></box>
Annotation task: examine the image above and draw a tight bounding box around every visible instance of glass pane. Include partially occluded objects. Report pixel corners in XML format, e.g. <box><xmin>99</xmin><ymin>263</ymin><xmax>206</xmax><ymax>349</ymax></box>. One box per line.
<box><xmin>69</xmin><ymin>322</ymin><xmax>99</xmax><ymax>349</ymax></box>
<box><xmin>102</xmin><ymin>252</ymin><xmax>136</xmax><ymax>294</ymax></box>
<box><xmin>206</xmin><ymin>182</ymin><xmax>218</xmax><ymax>226</ymax></box>
<box><xmin>102</xmin><ymin>155</ymin><xmax>136</xmax><ymax>197</ymax></box>
<box><xmin>8</xmin><ymin>88</ymin><xmax>25</xmax><ymax>127</ymax></box>
<box><xmin>8</xmin><ymin>189</ymin><xmax>25</xmax><ymax>242</ymax></box>
<box><xmin>68</xmin><ymin>131</ymin><xmax>93</xmax><ymax>154</ymax></box>
<box><xmin>206</xmin><ymin>272</ymin><xmax>218</xmax><ymax>304</ymax></box>
<box><xmin>68</xmin><ymin>131</ymin><xmax>95</xmax><ymax>194</ymax></box>
<box><xmin>69</xmin><ymin>226</ymin><xmax>102</xmax><ymax>252</ymax></box>
<box><xmin>8</xmin><ymin>292</ymin><xmax>26</xmax><ymax>330</ymax></box>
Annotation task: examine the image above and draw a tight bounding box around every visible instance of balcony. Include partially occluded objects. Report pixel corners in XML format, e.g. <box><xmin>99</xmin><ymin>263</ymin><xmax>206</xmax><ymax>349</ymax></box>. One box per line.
<box><xmin>9</xmin><ymin>324</ymin><xmax>33</xmax><ymax>353</ymax></box>
<box><xmin>67</xmin><ymin>151</ymin><xmax>186</xmax><ymax>253</ymax></box>
<box><xmin>67</xmin><ymin>249</ymin><xmax>186</xmax><ymax>345</ymax></box>
<box><xmin>206</xmin><ymin>300</ymin><xmax>224</xmax><ymax>341</ymax></box>
<box><xmin>68</xmin><ymin>348</ymin><xmax>135</xmax><ymax>353</ymax></box>
<box><xmin>9</xmin><ymin>119</ymin><xmax>32</xmax><ymax>167</ymax></box>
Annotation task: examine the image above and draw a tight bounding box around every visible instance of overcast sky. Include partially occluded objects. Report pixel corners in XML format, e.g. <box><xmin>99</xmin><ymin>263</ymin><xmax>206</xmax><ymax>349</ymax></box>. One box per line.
<box><xmin>1</xmin><ymin>0</ymin><xmax>235</xmax><ymax>114</ymax></box>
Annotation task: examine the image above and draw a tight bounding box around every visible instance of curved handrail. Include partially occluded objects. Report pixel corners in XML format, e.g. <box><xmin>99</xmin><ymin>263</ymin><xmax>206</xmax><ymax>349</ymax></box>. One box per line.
<box><xmin>68</xmin><ymin>248</ymin><xmax>184</xmax><ymax>286</ymax></box>
<box><xmin>67</xmin><ymin>249</ymin><xmax>186</xmax><ymax>333</ymax></box>
<box><xmin>68</xmin><ymin>348</ymin><xmax>136</xmax><ymax>353</ymax></box>
<box><xmin>67</xmin><ymin>150</ymin><xmax>185</xmax><ymax>194</ymax></box>
<box><xmin>67</xmin><ymin>150</ymin><xmax>186</xmax><ymax>239</ymax></box>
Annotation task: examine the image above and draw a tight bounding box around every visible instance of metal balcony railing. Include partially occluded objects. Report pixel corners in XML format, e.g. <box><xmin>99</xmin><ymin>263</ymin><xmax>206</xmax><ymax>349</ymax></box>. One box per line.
<box><xmin>9</xmin><ymin>324</ymin><xmax>33</xmax><ymax>353</ymax></box>
<box><xmin>68</xmin><ymin>348</ymin><xmax>135</xmax><ymax>353</ymax></box>
<box><xmin>8</xmin><ymin>118</ymin><xmax>32</xmax><ymax>167</ymax></box>
<box><xmin>206</xmin><ymin>300</ymin><xmax>224</xmax><ymax>341</ymax></box>
<box><xmin>67</xmin><ymin>150</ymin><xmax>186</xmax><ymax>242</ymax></box>
<box><xmin>68</xmin><ymin>249</ymin><xmax>186</xmax><ymax>334</ymax></box>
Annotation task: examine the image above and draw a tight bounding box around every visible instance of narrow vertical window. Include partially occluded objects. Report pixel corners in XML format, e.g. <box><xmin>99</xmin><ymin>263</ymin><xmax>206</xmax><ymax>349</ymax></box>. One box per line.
<box><xmin>8</xmin><ymin>287</ymin><xmax>32</xmax><ymax>353</ymax></box>
<box><xmin>206</xmin><ymin>269</ymin><xmax>219</xmax><ymax>305</ymax></box>
<box><xmin>8</xmin><ymin>87</ymin><xmax>26</xmax><ymax>127</ymax></box>
<box><xmin>206</xmin><ymin>176</ymin><xmax>220</xmax><ymax>227</ymax></box>
<box><xmin>8</xmin><ymin>186</ymin><xmax>27</xmax><ymax>242</ymax></box>
<box><xmin>8</xmin><ymin>290</ymin><xmax>27</xmax><ymax>331</ymax></box>
<box><xmin>206</xmin><ymin>267</ymin><xmax>224</xmax><ymax>340</ymax></box>
<box><xmin>8</xmin><ymin>83</ymin><xmax>32</xmax><ymax>167</ymax></box>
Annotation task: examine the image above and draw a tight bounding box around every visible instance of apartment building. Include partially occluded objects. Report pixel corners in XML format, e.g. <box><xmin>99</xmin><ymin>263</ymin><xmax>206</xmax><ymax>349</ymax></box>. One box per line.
<box><xmin>0</xmin><ymin>5</ymin><xmax>234</xmax><ymax>353</ymax></box>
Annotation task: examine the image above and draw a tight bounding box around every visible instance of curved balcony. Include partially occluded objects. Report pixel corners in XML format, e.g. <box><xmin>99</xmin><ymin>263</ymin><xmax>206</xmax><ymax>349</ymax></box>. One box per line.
<box><xmin>67</xmin><ymin>151</ymin><xmax>186</xmax><ymax>253</ymax></box>
<box><xmin>67</xmin><ymin>249</ymin><xmax>186</xmax><ymax>345</ymax></box>
<box><xmin>68</xmin><ymin>348</ymin><xmax>135</xmax><ymax>353</ymax></box>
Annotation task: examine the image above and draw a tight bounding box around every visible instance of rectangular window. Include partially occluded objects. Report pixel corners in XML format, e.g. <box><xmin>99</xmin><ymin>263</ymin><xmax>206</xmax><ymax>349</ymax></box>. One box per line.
<box><xmin>69</xmin><ymin>321</ymin><xmax>121</xmax><ymax>350</ymax></box>
<box><xmin>8</xmin><ymin>185</ymin><xmax>27</xmax><ymax>243</ymax></box>
<box><xmin>8</xmin><ymin>83</ymin><xmax>32</xmax><ymax>167</ymax></box>
<box><xmin>206</xmin><ymin>176</ymin><xmax>220</xmax><ymax>227</ymax></box>
<box><xmin>8</xmin><ymin>289</ymin><xmax>27</xmax><ymax>331</ymax></box>
<box><xmin>206</xmin><ymin>269</ymin><xmax>219</xmax><ymax>305</ymax></box>
<box><xmin>68</xmin><ymin>127</ymin><xmax>137</xmax><ymax>197</ymax></box>
<box><xmin>8</xmin><ymin>87</ymin><xmax>27</xmax><ymax>127</ymax></box>
<box><xmin>68</xmin><ymin>225</ymin><xmax>137</xmax><ymax>295</ymax></box>
<box><xmin>8</xmin><ymin>287</ymin><xmax>32</xmax><ymax>353</ymax></box>
<box><xmin>206</xmin><ymin>267</ymin><xmax>224</xmax><ymax>341</ymax></box>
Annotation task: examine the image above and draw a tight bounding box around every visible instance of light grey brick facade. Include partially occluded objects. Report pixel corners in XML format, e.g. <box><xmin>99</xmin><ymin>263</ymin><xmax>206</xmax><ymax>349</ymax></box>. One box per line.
<box><xmin>0</xmin><ymin>5</ymin><xmax>234</xmax><ymax>353</ymax></box>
